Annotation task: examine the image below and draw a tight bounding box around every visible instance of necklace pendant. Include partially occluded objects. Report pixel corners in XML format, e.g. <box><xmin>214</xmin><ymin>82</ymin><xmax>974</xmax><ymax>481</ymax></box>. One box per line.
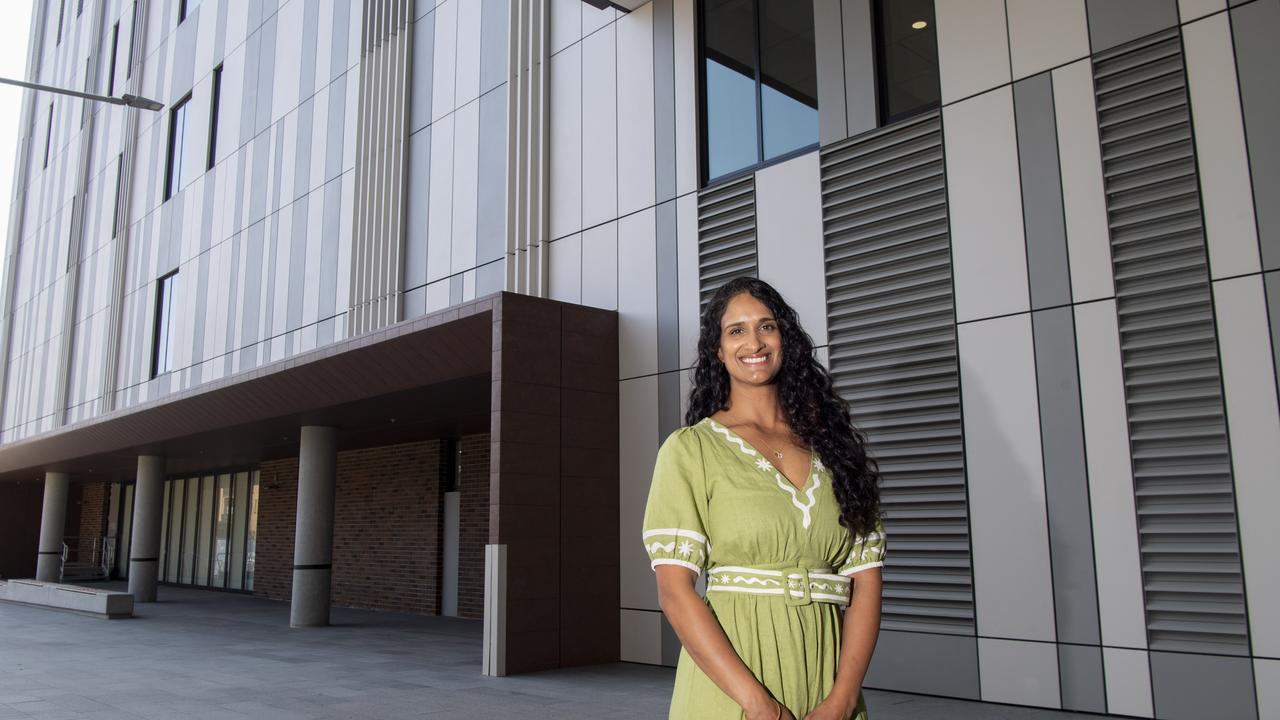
<box><xmin>773</xmin><ymin>450</ymin><xmax>784</xmax><ymax>460</ymax></box>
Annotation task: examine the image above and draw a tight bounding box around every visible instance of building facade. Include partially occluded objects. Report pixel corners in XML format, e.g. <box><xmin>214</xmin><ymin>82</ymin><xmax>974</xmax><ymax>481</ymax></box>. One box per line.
<box><xmin>2</xmin><ymin>0</ymin><xmax>1278</xmax><ymax>717</ymax></box>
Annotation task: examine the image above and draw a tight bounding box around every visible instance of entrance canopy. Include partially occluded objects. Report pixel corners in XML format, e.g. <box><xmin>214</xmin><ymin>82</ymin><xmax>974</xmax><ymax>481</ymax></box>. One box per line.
<box><xmin>0</xmin><ymin>292</ymin><xmax>620</xmax><ymax>675</ymax></box>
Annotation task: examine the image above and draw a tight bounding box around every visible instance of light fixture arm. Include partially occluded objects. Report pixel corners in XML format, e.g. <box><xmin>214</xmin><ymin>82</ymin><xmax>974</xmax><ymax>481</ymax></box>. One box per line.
<box><xmin>0</xmin><ymin>75</ymin><xmax>164</xmax><ymax>111</ymax></box>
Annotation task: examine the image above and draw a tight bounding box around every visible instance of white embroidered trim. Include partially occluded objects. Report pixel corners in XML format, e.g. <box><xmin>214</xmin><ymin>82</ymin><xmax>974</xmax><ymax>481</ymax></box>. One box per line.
<box><xmin>708</xmin><ymin>585</ymin><xmax>785</xmax><ymax>595</ymax></box>
<box><xmin>707</xmin><ymin>420</ymin><xmax>757</xmax><ymax>457</ymax></box>
<box><xmin>642</xmin><ymin>527</ymin><xmax>708</xmax><ymax>545</ymax></box>
<box><xmin>839</xmin><ymin>561</ymin><xmax>884</xmax><ymax>576</ymax></box>
<box><xmin>774</xmin><ymin>472</ymin><xmax>822</xmax><ymax>529</ymax></box>
<box><xmin>652</xmin><ymin>558</ymin><xmax>702</xmax><ymax>574</ymax></box>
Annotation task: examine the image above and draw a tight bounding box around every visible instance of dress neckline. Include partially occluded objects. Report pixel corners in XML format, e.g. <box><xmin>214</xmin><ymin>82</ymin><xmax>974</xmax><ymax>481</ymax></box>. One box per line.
<box><xmin>701</xmin><ymin>417</ymin><xmax>816</xmax><ymax>492</ymax></box>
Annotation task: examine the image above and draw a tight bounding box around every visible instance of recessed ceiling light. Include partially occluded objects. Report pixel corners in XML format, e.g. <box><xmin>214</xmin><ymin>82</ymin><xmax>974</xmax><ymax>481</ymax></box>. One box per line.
<box><xmin>912</xmin><ymin>20</ymin><xmax>928</xmax><ymax>30</ymax></box>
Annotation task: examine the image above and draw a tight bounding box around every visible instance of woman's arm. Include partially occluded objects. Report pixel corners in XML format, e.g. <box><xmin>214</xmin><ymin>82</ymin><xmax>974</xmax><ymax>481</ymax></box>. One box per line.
<box><xmin>806</xmin><ymin>568</ymin><xmax>883</xmax><ymax>720</ymax></box>
<box><xmin>655</xmin><ymin>565</ymin><xmax>795</xmax><ymax>720</ymax></box>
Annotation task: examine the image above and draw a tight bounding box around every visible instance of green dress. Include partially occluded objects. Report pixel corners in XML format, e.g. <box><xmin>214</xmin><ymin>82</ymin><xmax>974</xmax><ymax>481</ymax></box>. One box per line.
<box><xmin>642</xmin><ymin>418</ymin><xmax>885</xmax><ymax>720</ymax></box>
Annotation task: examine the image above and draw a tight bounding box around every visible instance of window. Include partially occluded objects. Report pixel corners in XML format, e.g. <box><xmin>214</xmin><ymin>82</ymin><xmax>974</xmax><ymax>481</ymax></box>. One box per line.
<box><xmin>126</xmin><ymin>2</ymin><xmax>136</xmax><ymax>79</ymax></box>
<box><xmin>111</xmin><ymin>154</ymin><xmax>124</xmax><ymax>238</ymax></box>
<box><xmin>873</xmin><ymin>0</ymin><xmax>940</xmax><ymax>124</ymax></box>
<box><xmin>77</xmin><ymin>0</ymin><xmax>83</xmax><ymax>17</ymax></box>
<box><xmin>206</xmin><ymin>64</ymin><xmax>222</xmax><ymax>170</ymax></box>
<box><xmin>699</xmin><ymin>0</ymin><xmax>818</xmax><ymax>184</ymax></box>
<box><xmin>43</xmin><ymin>103</ymin><xmax>53</xmax><ymax>168</ymax></box>
<box><xmin>158</xmin><ymin>471</ymin><xmax>260</xmax><ymax>591</ymax></box>
<box><xmin>151</xmin><ymin>271</ymin><xmax>178</xmax><ymax>378</ymax></box>
<box><xmin>179</xmin><ymin>0</ymin><xmax>200</xmax><ymax>23</ymax></box>
<box><xmin>164</xmin><ymin>94</ymin><xmax>190</xmax><ymax>200</ymax></box>
<box><xmin>107</xmin><ymin>22</ymin><xmax>119</xmax><ymax>97</ymax></box>
<box><xmin>56</xmin><ymin>0</ymin><xmax>66</xmax><ymax>44</ymax></box>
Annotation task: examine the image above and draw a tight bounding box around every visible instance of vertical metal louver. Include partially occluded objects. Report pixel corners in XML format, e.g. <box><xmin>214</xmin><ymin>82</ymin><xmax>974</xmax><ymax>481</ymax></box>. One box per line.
<box><xmin>348</xmin><ymin>0</ymin><xmax>414</xmax><ymax>336</ymax></box>
<box><xmin>819</xmin><ymin>112</ymin><xmax>973</xmax><ymax>635</ymax></box>
<box><xmin>1094</xmin><ymin>29</ymin><xmax>1249</xmax><ymax>655</ymax></box>
<box><xmin>696</xmin><ymin>175</ymin><xmax>757</xmax><ymax>306</ymax></box>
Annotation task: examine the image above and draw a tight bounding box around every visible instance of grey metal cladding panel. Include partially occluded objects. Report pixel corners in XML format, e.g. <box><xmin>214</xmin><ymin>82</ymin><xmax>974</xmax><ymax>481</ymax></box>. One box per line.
<box><xmin>1093</xmin><ymin>31</ymin><xmax>1249</xmax><ymax>656</ymax></box>
<box><xmin>255</xmin><ymin>14</ymin><xmax>278</xmax><ymax>136</ymax></box>
<box><xmin>476</xmin><ymin>89</ymin><xmax>507</xmax><ymax>264</ymax></box>
<box><xmin>658</xmin><ymin>371</ymin><xmax>681</xmax><ymax>445</ymax></box>
<box><xmin>1150</xmin><ymin>651</ymin><xmax>1258</xmax><ymax>720</ymax></box>
<box><xmin>819</xmin><ymin>111</ymin><xmax>973</xmax><ymax>635</ymax></box>
<box><xmin>1086</xmin><ymin>0</ymin><xmax>1178</xmax><ymax>54</ymax></box>
<box><xmin>696</xmin><ymin>175</ymin><xmax>757</xmax><ymax>307</ymax></box>
<box><xmin>814</xmin><ymin>0</ymin><xmax>847</xmax><ymax>145</ymax></box>
<box><xmin>299</xmin><ymin>1</ymin><xmax>320</xmax><ymax>100</ymax></box>
<box><xmin>1230</xmin><ymin>0</ymin><xmax>1280</xmax><ymax>271</ymax></box>
<box><xmin>1032</xmin><ymin>306</ymin><xmax>1101</xmax><ymax>646</ymax></box>
<box><xmin>656</xmin><ymin>200</ymin><xmax>679</xmax><ymax>373</ymax></box>
<box><xmin>864</xmin><ymin>630</ymin><xmax>980</xmax><ymax>699</ymax></box>
<box><xmin>479</xmin><ymin>0</ymin><xmax>509</xmax><ymax>95</ymax></box>
<box><xmin>1014</xmin><ymin>74</ymin><xmax>1072</xmax><ymax>310</ymax></box>
<box><xmin>841</xmin><ymin>0</ymin><xmax>878</xmax><ymax>140</ymax></box>
<box><xmin>411</xmin><ymin>12</ymin><xmax>436</xmax><ymax>134</ymax></box>
<box><xmin>653</xmin><ymin>0</ymin><xmax>676</xmax><ymax>203</ymax></box>
<box><xmin>406</xmin><ymin>127</ymin><xmax>431</xmax><ymax>289</ymax></box>
<box><xmin>1057</xmin><ymin>644</ymin><xmax>1106</xmax><ymax>714</ymax></box>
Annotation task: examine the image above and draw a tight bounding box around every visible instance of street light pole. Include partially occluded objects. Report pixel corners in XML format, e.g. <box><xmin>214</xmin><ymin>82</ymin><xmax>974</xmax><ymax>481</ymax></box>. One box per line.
<box><xmin>0</xmin><ymin>76</ymin><xmax>164</xmax><ymax>111</ymax></box>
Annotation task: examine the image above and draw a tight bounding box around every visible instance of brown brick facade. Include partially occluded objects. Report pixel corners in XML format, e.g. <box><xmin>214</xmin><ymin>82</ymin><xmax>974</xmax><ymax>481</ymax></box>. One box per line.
<box><xmin>254</xmin><ymin>436</ymin><xmax>489</xmax><ymax>619</ymax></box>
<box><xmin>457</xmin><ymin>434</ymin><xmax>489</xmax><ymax>619</ymax></box>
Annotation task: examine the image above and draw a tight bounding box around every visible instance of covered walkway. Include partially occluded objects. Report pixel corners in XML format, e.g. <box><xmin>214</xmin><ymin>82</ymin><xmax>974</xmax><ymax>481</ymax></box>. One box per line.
<box><xmin>0</xmin><ymin>585</ymin><xmax>1118</xmax><ymax>719</ymax></box>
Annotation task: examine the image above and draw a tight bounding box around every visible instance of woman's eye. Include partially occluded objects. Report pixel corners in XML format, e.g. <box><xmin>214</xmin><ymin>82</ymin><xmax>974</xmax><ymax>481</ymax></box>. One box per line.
<box><xmin>761</xmin><ymin>323</ymin><xmax>776</xmax><ymax>332</ymax></box>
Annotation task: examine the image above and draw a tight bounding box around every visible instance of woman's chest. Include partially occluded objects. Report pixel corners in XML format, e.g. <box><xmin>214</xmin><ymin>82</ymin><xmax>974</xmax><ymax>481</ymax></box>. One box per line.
<box><xmin>701</xmin><ymin>459</ymin><xmax>851</xmax><ymax>567</ymax></box>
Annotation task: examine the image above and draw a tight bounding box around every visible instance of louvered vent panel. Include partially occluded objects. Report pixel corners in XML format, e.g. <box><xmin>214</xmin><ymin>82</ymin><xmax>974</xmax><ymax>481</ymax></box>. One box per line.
<box><xmin>1094</xmin><ymin>29</ymin><xmax>1249</xmax><ymax>655</ymax></box>
<box><xmin>820</xmin><ymin>112</ymin><xmax>973</xmax><ymax>635</ymax></box>
<box><xmin>697</xmin><ymin>176</ymin><xmax>757</xmax><ymax>306</ymax></box>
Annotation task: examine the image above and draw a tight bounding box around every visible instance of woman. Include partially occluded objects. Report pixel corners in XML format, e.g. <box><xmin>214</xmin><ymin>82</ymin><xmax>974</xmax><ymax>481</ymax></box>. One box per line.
<box><xmin>642</xmin><ymin>277</ymin><xmax>884</xmax><ymax>720</ymax></box>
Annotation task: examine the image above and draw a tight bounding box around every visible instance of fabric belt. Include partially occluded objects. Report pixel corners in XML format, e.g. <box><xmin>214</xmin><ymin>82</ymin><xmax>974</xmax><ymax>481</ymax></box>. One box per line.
<box><xmin>706</xmin><ymin>565</ymin><xmax>850</xmax><ymax>606</ymax></box>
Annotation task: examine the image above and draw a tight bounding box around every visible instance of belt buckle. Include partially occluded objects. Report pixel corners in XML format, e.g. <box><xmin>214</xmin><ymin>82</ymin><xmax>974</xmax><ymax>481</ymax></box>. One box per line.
<box><xmin>783</xmin><ymin>567</ymin><xmax>811</xmax><ymax>606</ymax></box>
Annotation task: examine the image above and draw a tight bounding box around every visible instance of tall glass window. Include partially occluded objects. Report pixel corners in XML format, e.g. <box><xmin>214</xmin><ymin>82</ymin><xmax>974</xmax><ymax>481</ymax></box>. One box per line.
<box><xmin>151</xmin><ymin>271</ymin><xmax>178</xmax><ymax>378</ymax></box>
<box><xmin>158</xmin><ymin>470</ymin><xmax>259</xmax><ymax>590</ymax></box>
<box><xmin>700</xmin><ymin>0</ymin><xmax>817</xmax><ymax>184</ymax></box>
<box><xmin>873</xmin><ymin>0</ymin><xmax>940</xmax><ymax>123</ymax></box>
<box><xmin>164</xmin><ymin>94</ymin><xmax>190</xmax><ymax>200</ymax></box>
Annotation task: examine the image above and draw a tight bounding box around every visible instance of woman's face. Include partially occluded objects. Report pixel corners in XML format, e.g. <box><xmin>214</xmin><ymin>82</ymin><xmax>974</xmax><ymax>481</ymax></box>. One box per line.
<box><xmin>716</xmin><ymin>292</ymin><xmax>783</xmax><ymax>387</ymax></box>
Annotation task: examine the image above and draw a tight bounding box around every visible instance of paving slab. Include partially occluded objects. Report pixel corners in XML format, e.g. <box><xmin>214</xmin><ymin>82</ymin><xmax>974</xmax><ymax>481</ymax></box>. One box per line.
<box><xmin>0</xmin><ymin>583</ymin><xmax>1116</xmax><ymax>719</ymax></box>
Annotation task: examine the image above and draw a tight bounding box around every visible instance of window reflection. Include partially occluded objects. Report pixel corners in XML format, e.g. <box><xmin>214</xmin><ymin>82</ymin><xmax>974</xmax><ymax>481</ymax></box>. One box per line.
<box><xmin>874</xmin><ymin>0</ymin><xmax>940</xmax><ymax>123</ymax></box>
<box><xmin>759</xmin><ymin>0</ymin><xmax>817</xmax><ymax>160</ymax></box>
<box><xmin>703</xmin><ymin>0</ymin><xmax>759</xmax><ymax>180</ymax></box>
<box><xmin>700</xmin><ymin>0</ymin><xmax>818</xmax><ymax>183</ymax></box>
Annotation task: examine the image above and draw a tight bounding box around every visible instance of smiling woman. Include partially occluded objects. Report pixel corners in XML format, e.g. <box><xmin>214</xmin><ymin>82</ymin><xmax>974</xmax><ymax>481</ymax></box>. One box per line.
<box><xmin>644</xmin><ymin>277</ymin><xmax>884</xmax><ymax>720</ymax></box>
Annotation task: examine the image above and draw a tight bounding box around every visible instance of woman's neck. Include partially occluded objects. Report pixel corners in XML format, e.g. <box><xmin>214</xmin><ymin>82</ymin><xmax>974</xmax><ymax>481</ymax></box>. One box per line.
<box><xmin>721</xmin><ymin>381</ymin><xmax>784</xmax><ymax>430</ymax></box>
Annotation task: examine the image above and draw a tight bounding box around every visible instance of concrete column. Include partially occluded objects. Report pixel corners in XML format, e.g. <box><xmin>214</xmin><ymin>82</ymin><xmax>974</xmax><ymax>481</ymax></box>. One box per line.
<box><xmin>36</xmin><ymin>472</ymin><xmax>70</xmax><ymax>582</ymax></box>
<box><xmin>128</xmin><ymin>455</ymin><xmax>165</xmax><ymax>602</ymax></box>
<box><xmin>291</xmin><ymin>425</ymin><xmax>337</xmax><ymax>627</ymax></box>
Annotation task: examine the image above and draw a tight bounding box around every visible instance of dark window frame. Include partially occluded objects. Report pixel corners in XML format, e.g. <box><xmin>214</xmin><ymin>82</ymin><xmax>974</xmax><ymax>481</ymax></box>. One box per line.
<box><xmin>164</xmin><ymin>93</ymin><xmax>191</xmax><ymax>201</ymax></box>
<box><xmin>107</xmin><ymin>22</ymin><xmax>119</xmax><ymax>97</ymax></box>
<box><xmin>126</xmin><ymin>1</ymin><xmax>136</xmax><ymax>79</ymax></box>
<box><xmin>696</xmin><ymin>0</ymin><xmax>820</xmax><ymax>187</ymax></box>
<box><xmin>871</xmin><ymin>0</ymin><xmax>942</xmax><ymax>126</ymax></box>
<box><xmin>206</xmin><ymin>64</ymin><xmax>223</xmax><ymax>170</ymax></box>
<box><xmin>56</xmin><ymin>0</ymin><xmax>66</xmax><ymax>44</ymax></box>
<box><xmin>111</xmin><ymin>153</ymin><xmax>124</xmax><ymax>238</ymax></box>
<box><xmin>43</xmin><ymin>103</ymin><xmax>54</xmax><ymax>168</ymax></box>
<box><xmin>179</xmin><ymin>0</ymin><xmax>199</xmax><ymax>24</ymax></box>
<box><xmin>150</xmin><ymin>270</ymin><xmax>178</xmax><ymax>378</ymax></box>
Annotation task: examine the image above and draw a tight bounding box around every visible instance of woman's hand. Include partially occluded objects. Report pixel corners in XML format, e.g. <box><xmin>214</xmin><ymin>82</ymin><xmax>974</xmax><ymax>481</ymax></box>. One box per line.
<box><xmin>802</xmin><ymin>693</ymin><xmax>857</xmax><ymax>720</ymax></box>
<box><xmin>744</xmin><ymin>699</ymin><xmax>796</xmax><ymax>720</ymax></box>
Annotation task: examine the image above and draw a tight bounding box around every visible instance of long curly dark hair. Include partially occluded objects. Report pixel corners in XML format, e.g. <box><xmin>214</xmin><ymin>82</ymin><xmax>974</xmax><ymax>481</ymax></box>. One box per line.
<box><xmin>685</xmin><ymin>277</ymin><xmax>881</xmax><ymax>536</ymax></box>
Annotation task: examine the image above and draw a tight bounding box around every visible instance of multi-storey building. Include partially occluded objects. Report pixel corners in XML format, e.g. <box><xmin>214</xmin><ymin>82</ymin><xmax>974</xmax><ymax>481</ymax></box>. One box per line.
<box><xmin>1</xmin><ymin>0</ymin><xmax>1277</xmax><ymax>717</ymax></box>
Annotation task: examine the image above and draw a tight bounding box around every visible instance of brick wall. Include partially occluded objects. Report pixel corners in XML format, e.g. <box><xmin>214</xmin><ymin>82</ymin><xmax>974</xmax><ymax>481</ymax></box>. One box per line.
<box><xmin>78</xmin><ymin>482</ymin><xmax>109</xmax><ymax>539</ymax></box>
<box><xmin>253</xmin><ymin>436</ymin><xmax>489</xmax><ymax>618</ymax></box>
<box><xmin>457</xmin><ymin>434</ymin><xmax>490</xmax><ymax>619</ymax></box>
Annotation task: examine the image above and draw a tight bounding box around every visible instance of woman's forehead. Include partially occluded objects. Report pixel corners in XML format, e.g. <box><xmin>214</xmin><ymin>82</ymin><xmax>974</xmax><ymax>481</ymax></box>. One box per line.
<box><xmin>720</xmin><ymin>293</ymin><xmax>774</xmax><ymax>326</ymax></box>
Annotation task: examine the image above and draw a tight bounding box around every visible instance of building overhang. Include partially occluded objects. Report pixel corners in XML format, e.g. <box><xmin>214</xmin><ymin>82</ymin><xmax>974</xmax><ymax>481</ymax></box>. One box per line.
<box><xmin>0</xmin><ymin>297</ymin><xmax>497</xmax><ymax>483</ymax></box>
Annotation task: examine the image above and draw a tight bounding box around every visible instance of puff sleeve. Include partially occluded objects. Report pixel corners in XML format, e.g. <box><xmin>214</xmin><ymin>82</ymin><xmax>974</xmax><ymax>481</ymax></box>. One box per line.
<box><xmin>837</xmin><ymin>518</ymin><xmax>886</xmax><ymax>576</ymax></box>
<box><xmin>641</xmin><ymin>427</ymin><xmax>711</xmax><ymax>575</ymax></box>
